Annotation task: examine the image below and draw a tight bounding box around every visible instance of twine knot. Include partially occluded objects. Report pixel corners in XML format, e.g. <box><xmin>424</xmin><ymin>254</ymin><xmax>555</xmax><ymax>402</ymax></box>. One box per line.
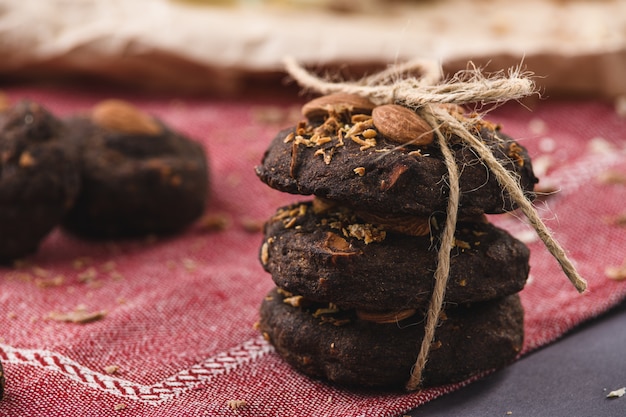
<box><xmin>283</xmin><ymin>57</ymin><xmax>587</xmax><ymax>392</ymax></box>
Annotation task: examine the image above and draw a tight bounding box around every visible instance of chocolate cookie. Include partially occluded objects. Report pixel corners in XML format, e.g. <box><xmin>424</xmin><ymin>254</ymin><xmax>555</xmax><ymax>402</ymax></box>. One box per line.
<box><xmin>0</xmin><ymin>101</ymin><xmax>80</xmax><ymax>262</ymax></box>
<box><xmin>0</xmin><ymin>359</ymin><xmax>4</xmax><ymax>400</ymax></box>
<box><xmin>259</xmin><ymin>287</ymin><xmax>524</xmax><ymax>388</ymax></box>
<box><xmin>62</xmin><ymin>100</ymin><xmax>209</xmax><ymax>238</ymax></box>
<box><xmin>256</xmin><ymin>113</ymin><xmax>537</xmax><ymax>217</ymax></box>
<box><xmin>261</xmin><ymin>202</ymin><xmax>530</xmax><ymax>311</ymax></box>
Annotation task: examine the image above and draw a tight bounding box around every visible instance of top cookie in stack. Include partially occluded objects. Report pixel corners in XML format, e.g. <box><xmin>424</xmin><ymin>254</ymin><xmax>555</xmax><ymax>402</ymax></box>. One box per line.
<box><xmin>256</xmin><ymin>93</ymin><xmax>537</xmax><ymax>217</ymax></box>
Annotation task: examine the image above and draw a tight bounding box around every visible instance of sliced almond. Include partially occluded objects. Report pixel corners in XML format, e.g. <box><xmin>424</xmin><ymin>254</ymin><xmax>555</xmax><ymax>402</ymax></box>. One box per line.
<box><xmin>91</xmin><ymin>99</ymin><xmax>161</xmax><ymax>135</ymax></box>
<box><xmin>380</xmin><ymin>164</ymin><xmax>409</xmax><ymax>192</ymax></box>
<box><xmin>605</xmin><ymin>263</ymin><xmax>626</xmax><ymax>281</ymax></box>
<box><xmin>260</xmin><ymin>241</ymin><xmax>270</xmax><ymax>265</ymax></box>
<box><xmin>283</xmin><ymin>295</ymin><xmax>305</xmax><ymax>307</ymax></box>
<box><xmin>323</xmin><ymin>232</ymin><xmax>352</xmax><ymax>252</ymax></box>
<box><xmin>356</xmin><ymin>211</ymin><xmax>431</xmax><ymax>236</ymax></box>
<box><xmin>372</xmin><ymin>104</ymin><xmax>433</xmax><ymax>145</ymax></box>
<box><xmin>356</xmin><ymin>308</ymin><xmax>417</xmax><ymax>324</ymax></box>
<box><xmin>302</xmin><ymin>93</ymin><xmax>376</xmax><ymax>120</ymax></box>
<box><xmin>312</xmin><ymin>197</ymin><xmax>337</xmax><ymax>214</ymax></box>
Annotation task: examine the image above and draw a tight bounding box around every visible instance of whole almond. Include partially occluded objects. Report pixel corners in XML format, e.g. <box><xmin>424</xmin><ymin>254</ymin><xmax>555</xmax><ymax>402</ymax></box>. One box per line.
<box><xmin>302</xmin><ymin>93</ymin><xmax>376</xmax><ymax>120</ymax></box>
<box><xmin>372</xmin><ymin>104</ymin><xmax>433</xmax><ymax>145</ymax></box>
<box><xmin>0</xmin><ymin>91</ymin><xmax>9</xmax><ymax>112</ymax></box>
<box><xmin>91</xmin><ymin>99</ymin><xmax>161</xmax><ymax>135</ymax></box>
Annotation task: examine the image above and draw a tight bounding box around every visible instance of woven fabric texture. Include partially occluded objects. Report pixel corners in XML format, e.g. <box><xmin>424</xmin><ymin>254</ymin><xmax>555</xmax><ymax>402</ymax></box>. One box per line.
<box><xmin>0</xmin><ymin>87</ymin><xmax>625</xmax><ymax>417</ymax></box>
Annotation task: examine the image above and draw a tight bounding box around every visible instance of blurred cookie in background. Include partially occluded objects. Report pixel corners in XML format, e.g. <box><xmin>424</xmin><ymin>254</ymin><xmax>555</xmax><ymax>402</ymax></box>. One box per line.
<box><xmin>0</xmin><ymin>100</ymin><xmax>80</xmax><ymax>262</ymax></box>
<box><xmin>62</xmin><ymin>99</ymin><xmax>210</xmax><ymax>238</ymax></box>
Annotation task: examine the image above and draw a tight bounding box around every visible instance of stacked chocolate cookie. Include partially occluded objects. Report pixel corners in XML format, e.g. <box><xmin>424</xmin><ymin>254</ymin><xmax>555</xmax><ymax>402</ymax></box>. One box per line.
<box><xmin>256</xmin><ymin>94</ymin><xmax>538</xmax><ymax>389</ymax></box>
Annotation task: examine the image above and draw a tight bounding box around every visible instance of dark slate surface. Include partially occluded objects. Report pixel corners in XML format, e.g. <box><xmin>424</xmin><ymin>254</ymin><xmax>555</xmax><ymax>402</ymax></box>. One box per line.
<box><xmin>409</xmin><ymin>298</ymin><xmax>626</xmax><ymax>417</ymax></box>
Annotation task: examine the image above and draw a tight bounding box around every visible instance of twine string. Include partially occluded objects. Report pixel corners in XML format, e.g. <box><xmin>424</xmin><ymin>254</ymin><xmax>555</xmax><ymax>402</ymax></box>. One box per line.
<box><xmin>405</xmin><ymin>107</ymin><xmax>460</xmax><ymax>391</ymax></box>
<box><xmin>438</xmin><ymin>112</ymin><xmax>588</xmax><ymax>293</ymax></box>
<box><xmin>283</xmin><ymin>57</ymin><xmax>587</xmax><ymax>391</ymax></box>
<box><xmin>284</xmin><ymin>57</ymin><xmax>535</xmax><ymax>106</ymax></box>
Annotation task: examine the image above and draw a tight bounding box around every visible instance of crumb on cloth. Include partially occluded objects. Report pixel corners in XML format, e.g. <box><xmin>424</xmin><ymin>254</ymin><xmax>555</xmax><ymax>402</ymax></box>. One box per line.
<box><xmin>46</xmin><ymin>305</ymin><xmax>107</xmax><ymax>324</ymax></box>
<box><xmin>227</xmin><ymin>399</ymin><xmax>248</xmax><ymax>413</ymax></box>
<box><xmin>605</xmin><ymin>260</ymin><xmax>626</xmax><ymax>281</ymax></box>
<box><xmin>104</xmin><ymin>365</ymin><xmax>119</xmax><ymax>375</ymax></box>
<box><xmin>197</xmin><ymin>213</ymin><xmax>231</xmax><ymax>232</ymax></box>
<box><xmin>597</xmin><ymin>169</ymin><xmax>626</xmax><ymax>185</ymax></box>
<box><xmin>114</xmin><ymin>403</ymin><xmax>127</xmax><ymax>411</ymax></box>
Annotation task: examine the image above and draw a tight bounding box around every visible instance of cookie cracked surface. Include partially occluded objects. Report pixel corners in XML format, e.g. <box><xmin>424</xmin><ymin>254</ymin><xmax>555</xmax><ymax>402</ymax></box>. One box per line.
<box><xmin>256</xmin><ymin>120</ymin><xmax>537</xmax><ymax>217</ymax></box>
<box><xmin>259</xmin><ymin>287</ymin><xmax>524</xmax><ymax>389</ymax></box>
<box><xmin>261</xmin><ymin>202</ymin><xmax>530</xmax><ymax>311</ymax></box>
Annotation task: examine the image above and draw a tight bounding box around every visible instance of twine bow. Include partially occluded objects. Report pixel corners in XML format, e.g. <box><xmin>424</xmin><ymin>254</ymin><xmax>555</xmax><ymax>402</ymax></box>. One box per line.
<box><xmin>283</xmin><ymin>57</ymin><xmax>587</xmax><ymax>392</ymax></box>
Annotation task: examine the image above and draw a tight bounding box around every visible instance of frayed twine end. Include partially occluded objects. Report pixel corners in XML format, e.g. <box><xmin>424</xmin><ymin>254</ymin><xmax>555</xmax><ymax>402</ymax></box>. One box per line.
<box><xmin>282</xmin><ymin>56</ymin><xmax>538</xmax><ymax>107</ymax></box>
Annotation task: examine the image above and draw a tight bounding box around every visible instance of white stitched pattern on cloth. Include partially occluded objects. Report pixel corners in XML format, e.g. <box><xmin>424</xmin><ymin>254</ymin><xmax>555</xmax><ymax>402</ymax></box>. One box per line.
<box><xmin>0</xmin><ymin>336</ymin><xmax>274</xmax><ymax>405</ymax></box>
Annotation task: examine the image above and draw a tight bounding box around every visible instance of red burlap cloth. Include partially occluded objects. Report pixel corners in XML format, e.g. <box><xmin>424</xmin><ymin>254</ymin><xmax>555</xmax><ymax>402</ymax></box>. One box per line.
<box><xmin>0</xmin><ymin>86</ymin><xmax>625</xmax><ymax>417</ymax></box>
